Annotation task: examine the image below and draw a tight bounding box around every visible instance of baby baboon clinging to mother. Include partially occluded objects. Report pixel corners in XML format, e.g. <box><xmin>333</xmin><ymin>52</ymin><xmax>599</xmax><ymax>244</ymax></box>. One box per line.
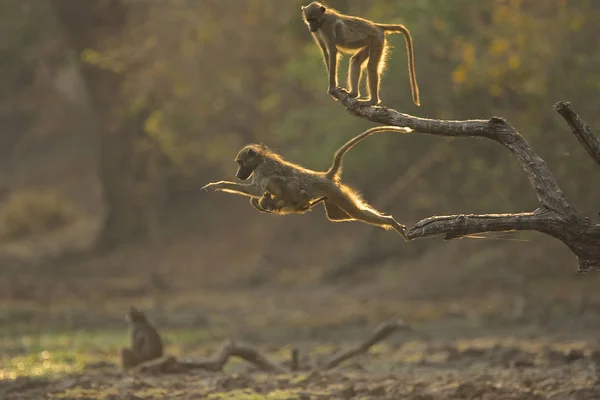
<box><xmin>201</xmin><ymin>126</ymin><xmax>412</xmax><ymax>240</ymax></box>
<box><xmin>120</xmin><ymin>306</ymin><xmax>164</xmax><ymax>370</ymax></box>
<box><xmin>256</xmin><ymin>176</ymin><xmax>327</xmax><ymax>214</ymax></box>
<box><xmin>302</xmin><ymin>2</ymin><xmax>420</xmax><ymax>106</ymax></box>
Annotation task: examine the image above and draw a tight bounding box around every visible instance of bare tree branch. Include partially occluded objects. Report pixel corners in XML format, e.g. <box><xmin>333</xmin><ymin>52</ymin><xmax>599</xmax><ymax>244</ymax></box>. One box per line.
<box><xmin>319</xmin><ymin>321</ymin><xmax>410</xmax><ymax>370</ymax></box>
<box><xmin>331</xmin><ymin>89</ymin><xmax>600</xmax><ymax>273</ymax></box>
<box><xmin>228</xmin><ymin>341</ymin><xmax>288</xmax><ymax>373</ymax></box>
<box><xmin>554</xmin><ymin>101</ymin><xmax>600</xmax><ymax>168</ymax></box>
<box><xmin>411</xmin><ymin>211</ymin><xmax>547</xmax><ymax>240</ymax></box>
<box><xmin>133</xmin><ymin>320</ymin><xmax>408</xmax><ymax>375</ymax></box>
<box><xmin>134</xmin><ymin>340</ymin><xmax>287</xmax><ymax>374</ymax></box>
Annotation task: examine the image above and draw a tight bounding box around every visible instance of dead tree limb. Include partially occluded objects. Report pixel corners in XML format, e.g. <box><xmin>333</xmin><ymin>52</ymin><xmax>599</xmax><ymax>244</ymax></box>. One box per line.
<box><xmin>319</xmin><ymin>321</ymin><xmax>410</xmax><ymax>370</ymax></box>
<box><xmin>331</xmin><ymin>89</ymin><xmax>600</xmax><ymax>273</ymax></box>
<box><xmin>228</xmin><ymin>341</ymin><xmax>288</xmax><ymax>373</ymax></box>
<box><xmin>135</xmin><ymin>340</ymin><xmax>287</xmax><ymax>374</ymax></box>
<box><xmin>554</xmin><ymin>101</ymin><xmax>600</xmax><ymax>167</ymax></box>
<box><xmin>134</xmin><ymin>320</ymin><xmax>408</xmax><ymax>375</ymax></box>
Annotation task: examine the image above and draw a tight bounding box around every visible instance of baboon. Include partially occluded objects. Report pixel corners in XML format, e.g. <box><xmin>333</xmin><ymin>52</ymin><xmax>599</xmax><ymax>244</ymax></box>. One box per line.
<box><xmin>256</xmin><ymin>176</ymin><xmax>327</xmax><ymax>214</ymax></box>
<box><xmin>301</xmin><ymin>2</ymin><xmax>420</xmax><ymax>106</ymax></box>
<box><xmin>201</xmin><ymin>126</ymin><xmax>412</xmax><ymax>239</ymax></box>
<box><xmin>120</xmin><ymin>306</ymin><xmax>163</xmax><ymax>370</ymax></box>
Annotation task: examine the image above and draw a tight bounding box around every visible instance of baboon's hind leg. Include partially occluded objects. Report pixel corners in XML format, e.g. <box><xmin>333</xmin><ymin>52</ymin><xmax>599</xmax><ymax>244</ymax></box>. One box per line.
<box><xmin>324</xmin><ymin>201</ymin><xmax>354</xmax><ymax>221</ymax></box>
<box><xmin>358</xmin><ymin>41</ymin><xmax>385</xmax><ymax>105</ymax></box>
<box><xmin>347</xmin><ymin>47</ymin><xmax>369</xmax><ymax>98</ymax></box>
<box><xmin>120</xmin><ymin>348</ymin><xmax>140</xmax><ymax>370</ymax></box>
<box><xmin>335</xmin><ymin>198</ymin><xmax>408</xmax><ymax>240</ymax></box>
<box><xmin>309</xmin><ymin>196</ymin><xmax>327</xmax><ymax>207</ymax></box>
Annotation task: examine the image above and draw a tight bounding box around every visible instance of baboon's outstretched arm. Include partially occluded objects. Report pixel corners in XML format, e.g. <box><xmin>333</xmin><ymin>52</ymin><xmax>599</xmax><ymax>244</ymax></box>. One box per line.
<box><xmin>201</xmin><ymin>181</ymin><xmax>263</xmax><ymax>198</ymax></box>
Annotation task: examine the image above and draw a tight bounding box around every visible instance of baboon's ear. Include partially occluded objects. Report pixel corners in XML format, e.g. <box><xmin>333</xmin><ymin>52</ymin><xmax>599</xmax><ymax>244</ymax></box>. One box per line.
<box><xmin>247</xmin><ymin>148</ymin><xmax>256</xmax><ymax>157</ymax></box>
<box><xmin>320</xmin><ymin>5</ymin><xmax>326</xmax><ymax>13</ymax></box>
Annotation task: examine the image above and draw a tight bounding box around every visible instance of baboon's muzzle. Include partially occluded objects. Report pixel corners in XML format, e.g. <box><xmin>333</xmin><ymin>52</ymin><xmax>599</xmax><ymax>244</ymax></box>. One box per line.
<box><xmin>236</xmin><ymin>165</ymin><xmax>253</xmax><ymax>180</ymax></box>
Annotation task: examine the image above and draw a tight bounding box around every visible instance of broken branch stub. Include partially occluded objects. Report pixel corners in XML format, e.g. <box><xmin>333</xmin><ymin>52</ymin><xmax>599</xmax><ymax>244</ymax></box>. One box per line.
<box><xmin>554</xmin><ymin>101</ymin><xmax>600</xmax><ymax>168</ymax></box>
<box><xmin>320</xmin><ymin>320</ymin><xmax>410</xmax><ymax>370</ymax></box>
<box><xmin>332</xmin><ymin>89</ymin><xmax>600</xmax><ymax>273</ymax></box>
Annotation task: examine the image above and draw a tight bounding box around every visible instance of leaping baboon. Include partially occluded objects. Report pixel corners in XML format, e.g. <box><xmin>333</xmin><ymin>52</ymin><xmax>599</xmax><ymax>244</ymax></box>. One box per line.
<box><xmin>201</xmin><ymin>126</ymin><xmax>412</xmax><ymax>240</ymax></box>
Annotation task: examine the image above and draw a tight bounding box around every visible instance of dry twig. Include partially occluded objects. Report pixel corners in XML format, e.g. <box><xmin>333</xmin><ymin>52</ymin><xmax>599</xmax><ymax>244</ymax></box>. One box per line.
<box><xmin>319</xmin><ymin>320</ymin><xmax>409</xmax><ymax>370</ymax></box>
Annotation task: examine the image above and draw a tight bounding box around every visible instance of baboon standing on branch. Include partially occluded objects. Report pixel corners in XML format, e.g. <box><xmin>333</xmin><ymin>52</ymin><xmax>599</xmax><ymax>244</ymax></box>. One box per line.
<box><xmin>201</xmin><ymin>126</ymin><xmax>412</xmax><ymax>240</ymax></box>
<box><xmin>302</xmin><ymin>1</ymin><xmax>420</xmax><ymax>106</ymax></box>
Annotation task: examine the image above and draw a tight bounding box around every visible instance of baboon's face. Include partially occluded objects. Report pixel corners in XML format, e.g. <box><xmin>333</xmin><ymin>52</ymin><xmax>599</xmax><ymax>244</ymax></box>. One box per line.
<box><xmin>127</xmin><ymin>306</ymin><xmax>147</xmax><ymax>324</ymax></box>
<box><xmin>302</xmin><ymin>2</ymin><xmax>326</xmax><ymax>32</ymax></box>
<box><xmin>235</xmin><ymin>146</ymin><xmax>263</xmax><ymax>180</ymax></box>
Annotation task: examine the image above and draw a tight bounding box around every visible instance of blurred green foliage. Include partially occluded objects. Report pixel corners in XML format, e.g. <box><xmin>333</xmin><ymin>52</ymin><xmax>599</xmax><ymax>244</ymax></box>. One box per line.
<box><xmin>0</xmin><ymin>190</ymin><xmax>75</xmax><ymax>240</ymax></box>
<box><xmin>0</xmin><ymin>327</ymin><xmax>219</xmax><ymax>379</ymax></box>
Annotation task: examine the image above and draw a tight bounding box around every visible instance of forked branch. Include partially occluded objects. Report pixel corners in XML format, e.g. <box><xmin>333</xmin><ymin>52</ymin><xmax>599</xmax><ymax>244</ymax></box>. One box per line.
<box><xmin>332</xmin><ymin>89</ymin><xmax>600</xmax><ymax>273</ymax></box>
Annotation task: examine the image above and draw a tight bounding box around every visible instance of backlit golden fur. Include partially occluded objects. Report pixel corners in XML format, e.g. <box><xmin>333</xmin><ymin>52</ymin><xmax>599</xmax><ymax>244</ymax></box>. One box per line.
<box><xmin>202</xmin><ymin>126</ymin><xmax>412</xmax><ymax>238</ymax></box>
<box><xmin>302</xmin><ymin>1</ymin><xmax>420</xmax><ymax>106</ymax></box>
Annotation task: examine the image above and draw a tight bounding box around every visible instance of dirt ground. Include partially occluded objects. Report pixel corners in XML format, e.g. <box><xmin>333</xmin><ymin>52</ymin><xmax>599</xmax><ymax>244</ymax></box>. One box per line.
<box><xmin>2</xmin><ymin>328</ymin><xmax>600</xmax><ymax>399</ymax></box>
<box><xmin>2</xmin><ymin>279</ymin><xmax>600</xmax><ymax>400</ymax></box>
<box><xmin>1</xmin><ymin>204</ymin><xmax>600</xmax><ymax>400</ymax></box>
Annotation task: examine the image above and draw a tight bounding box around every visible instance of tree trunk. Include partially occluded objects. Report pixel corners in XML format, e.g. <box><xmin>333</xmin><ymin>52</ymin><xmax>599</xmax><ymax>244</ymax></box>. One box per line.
<box><xmin>50</xmin><ymin>0</ymin><xmax>156</xmax><ymax>248</ymax></box>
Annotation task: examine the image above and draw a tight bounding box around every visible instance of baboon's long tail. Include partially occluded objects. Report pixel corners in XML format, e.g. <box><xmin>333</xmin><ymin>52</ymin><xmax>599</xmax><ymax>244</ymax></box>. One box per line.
<box><xmin>325</xmin><ymin>126</ymin><xmax>412</xmax><ymax>180</ymax></box>
<box><xmin>377</xmin><ymin>23</ymin><xmax>420</xmax><ymax>107</ymax></box>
